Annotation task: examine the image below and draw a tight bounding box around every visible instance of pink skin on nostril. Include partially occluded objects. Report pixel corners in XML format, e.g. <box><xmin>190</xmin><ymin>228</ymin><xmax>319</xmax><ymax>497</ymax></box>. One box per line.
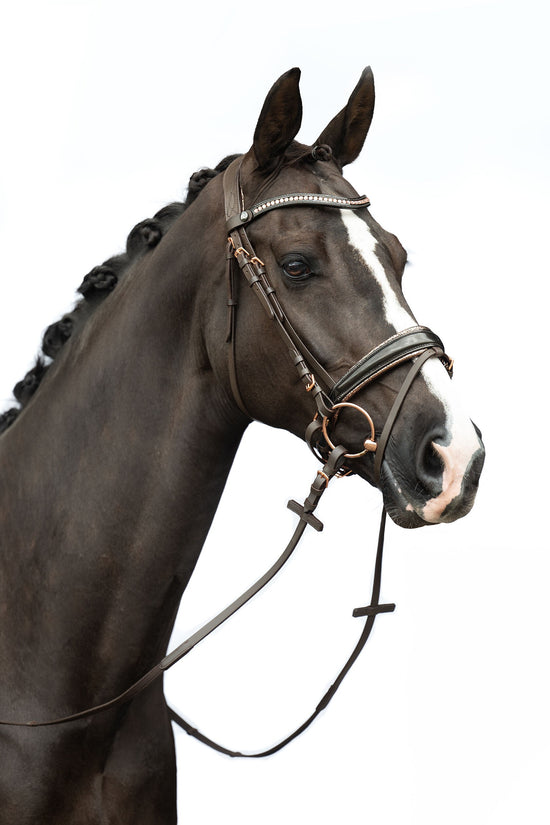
<box><xmin>421</xmin><ymin>441</ymin><xmax>471</xmax><ymax>523</ymax></box>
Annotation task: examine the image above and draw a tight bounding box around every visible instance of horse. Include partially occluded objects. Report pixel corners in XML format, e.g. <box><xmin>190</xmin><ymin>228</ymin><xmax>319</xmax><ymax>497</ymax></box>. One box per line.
<box><xmin>0</xmin><ymin>67</ymin><xmax>485</xmax><ymax>823</ymax></box>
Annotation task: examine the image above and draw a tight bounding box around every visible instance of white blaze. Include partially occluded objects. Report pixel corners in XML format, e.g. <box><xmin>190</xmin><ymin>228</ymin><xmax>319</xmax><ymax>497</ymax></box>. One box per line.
<box><xmin>340</xmin><ymin>210</ymin><xmax>414</xmax><ymax>330</ymax></box>
<box><xmin>340</xmin><ymin>210</ymin><xmax>482</xmax><ymax>523</ymax></box>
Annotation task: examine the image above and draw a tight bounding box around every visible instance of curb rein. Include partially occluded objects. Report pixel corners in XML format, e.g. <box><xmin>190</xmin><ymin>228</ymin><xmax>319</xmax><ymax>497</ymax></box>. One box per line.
<box><xmin>0</xmin><ymin>157</ymin><xmax>453</xmax><ymax>759</ymax></box>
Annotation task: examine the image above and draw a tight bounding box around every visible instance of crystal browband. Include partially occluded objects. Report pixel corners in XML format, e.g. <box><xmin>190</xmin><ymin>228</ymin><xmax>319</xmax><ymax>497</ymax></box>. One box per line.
<box><xmin>226</xmin><ymin>193</ymin><xmax>370</xmax><ymax>232</ymax></box>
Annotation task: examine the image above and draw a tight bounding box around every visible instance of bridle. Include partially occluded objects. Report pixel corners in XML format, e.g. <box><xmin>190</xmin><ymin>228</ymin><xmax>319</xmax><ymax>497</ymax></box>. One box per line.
<box><xmin>0</xmin><ymin>153</ymin><xmax>453</xmax><ymax>758</ymax></box>
<box><xmin>223</xmin><ymin>155</ymin><xmax>453</xmax><ymax>483</ymax></box>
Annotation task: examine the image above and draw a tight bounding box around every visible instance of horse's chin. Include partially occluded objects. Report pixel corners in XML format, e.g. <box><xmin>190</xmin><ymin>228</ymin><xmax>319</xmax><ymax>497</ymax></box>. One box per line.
<box><xmin>353</xmin><ymin>461</ymin><xmax>476</xmax><ymax>529</ymax></box>
<box><xmin>382</xmin><ymin>486</ymin><xmax>432</xmax><ymax>529</ymax></box>
<box><xmin>382</xmin><ymin>462</ymin><xmax>481</xmax><ymax>529</ymax></box>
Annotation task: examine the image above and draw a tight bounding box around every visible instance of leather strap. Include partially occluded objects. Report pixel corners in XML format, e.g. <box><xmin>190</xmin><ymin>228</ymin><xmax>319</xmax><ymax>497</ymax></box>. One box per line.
<box><xmin>225</xmin><ymin>239</ymin><xmax>250</xmax><ymax>418</ymax></box>
<box><xmin>330</xmin><ymin>326</ymin><xmax>451</xmax><ymax>404</ymax></box>
<box><xmin>168</xmin><ymin>507</ymin><xmax>393</xmax><ymax>758</ymax></box>
<box><xmin>0</xmin><ymin>447</ymin><xmax>352</xmax><ymax>729</ymax></box>
<box><xmin>223</xmin><ymin>159</ymin><xmax>338</xmax><ymax>419</ymax></box>
<box><xmin>227</xmin><ymin>192</ymin><xmax>370</xmax><ymax>231</ymax></box>
<box><xmin>373</xmin><ymin>347</ymin><xmax>440</xmax><ymax>485</ymax></box>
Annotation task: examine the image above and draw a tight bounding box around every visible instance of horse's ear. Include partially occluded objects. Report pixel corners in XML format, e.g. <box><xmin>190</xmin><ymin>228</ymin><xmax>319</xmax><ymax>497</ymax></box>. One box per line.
<box><xmin>316</xmin><ymin>67</ymin><xmax>375</xmax><ymax>166</ymax></box>
<box><xmin>253</xmin><ymin>68</ymin><xmax>303</xmax><ymax>172</ymax></box>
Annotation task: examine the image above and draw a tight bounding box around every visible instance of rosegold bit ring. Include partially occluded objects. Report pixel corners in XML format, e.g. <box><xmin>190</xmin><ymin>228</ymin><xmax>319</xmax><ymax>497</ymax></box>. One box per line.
<box><xmin>322</xmin><ymin>402</ymin><xmax>378</xmax><ymax>459</ymax></box>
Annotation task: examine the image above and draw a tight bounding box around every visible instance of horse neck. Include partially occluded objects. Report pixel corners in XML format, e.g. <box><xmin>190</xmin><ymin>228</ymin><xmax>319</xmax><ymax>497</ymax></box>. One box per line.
<box><xmin>0</xmin><ymin>193</ymin><xmax>246</xmax><ymax>702</ymax></box>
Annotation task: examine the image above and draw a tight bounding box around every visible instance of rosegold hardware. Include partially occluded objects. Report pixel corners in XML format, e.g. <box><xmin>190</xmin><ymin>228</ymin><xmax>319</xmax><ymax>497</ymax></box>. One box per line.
<box><xmin>322</xmin><ymin>402</ymin><xmax>377</xmax><ymax>460</ymax></box>
<box><xmin>231</xmin><ymin>245</ymin><xmax>265</xmax><ymax>268</ymax></box>
<box><xmin>316</xmin><ymin>470</ymin><xmax>330</xmax><ymax>489</ymax></box>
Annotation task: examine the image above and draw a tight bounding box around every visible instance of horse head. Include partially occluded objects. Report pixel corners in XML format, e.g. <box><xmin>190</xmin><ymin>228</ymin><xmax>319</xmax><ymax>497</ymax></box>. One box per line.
<box><xmin>202</xmin><ymin>67</ymin><xmax>485</xmax><ymax>528</ymax></box>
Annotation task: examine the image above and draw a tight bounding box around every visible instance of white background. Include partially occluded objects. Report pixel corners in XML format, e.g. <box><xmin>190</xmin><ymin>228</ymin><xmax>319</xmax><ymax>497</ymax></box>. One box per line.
<box><xmin>1</xmin><ymin>1</ymin><xmax>548</xmax><ymax>823</ymax></box>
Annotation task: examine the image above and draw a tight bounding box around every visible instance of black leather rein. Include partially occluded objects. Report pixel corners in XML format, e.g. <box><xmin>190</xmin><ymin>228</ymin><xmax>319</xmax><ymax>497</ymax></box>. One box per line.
<box><xmin>0</xmin><ymin>157</ymin><xmax>453</xmax><ymax>761</ymax></box>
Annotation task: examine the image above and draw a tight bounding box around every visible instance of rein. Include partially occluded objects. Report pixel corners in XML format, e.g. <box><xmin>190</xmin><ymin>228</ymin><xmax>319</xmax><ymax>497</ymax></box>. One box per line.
<box><xmin>0</xmin><ymin>156</ymin><xmax>453</xmax><ymax>759</ymax></box>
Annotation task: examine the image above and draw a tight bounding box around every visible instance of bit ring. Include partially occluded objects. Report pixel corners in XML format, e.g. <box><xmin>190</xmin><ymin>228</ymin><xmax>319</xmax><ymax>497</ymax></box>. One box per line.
<box><xmin>322</xmin><ymin>402</ymin><xmax>377</xmax><ymax>459</ymax></box>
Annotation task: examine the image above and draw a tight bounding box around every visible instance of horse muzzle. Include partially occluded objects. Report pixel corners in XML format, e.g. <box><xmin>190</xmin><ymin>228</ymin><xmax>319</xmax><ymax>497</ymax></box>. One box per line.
<box><xmin>379</xmin><ymin>425</ymin><xmax>486</xmax><ymax>528</ymax></box>
<box><xmin>315</xmin><ymin>329</ymin><xmax>485</xmax><ymax>528</ymax></box>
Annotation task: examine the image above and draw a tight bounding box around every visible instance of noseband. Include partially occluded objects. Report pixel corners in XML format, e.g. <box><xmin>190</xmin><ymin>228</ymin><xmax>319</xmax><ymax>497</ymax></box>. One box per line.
<box><xmin>223</xmin><ymin>157</ymin><xmax>453</xmax><ymax>483</ymax></box>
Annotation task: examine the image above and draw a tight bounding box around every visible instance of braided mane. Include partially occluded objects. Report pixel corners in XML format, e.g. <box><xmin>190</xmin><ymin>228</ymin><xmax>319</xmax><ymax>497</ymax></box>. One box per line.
<box><xmin>0</xmin><ymin>155</ymin><xmax>239</xmax><ymax>435</ymax></box>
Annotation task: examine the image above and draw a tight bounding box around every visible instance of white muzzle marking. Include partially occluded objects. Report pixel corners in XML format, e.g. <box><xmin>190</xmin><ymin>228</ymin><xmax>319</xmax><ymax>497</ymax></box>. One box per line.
<box><xmin>341</xmin><ymin>211</ymin><xmax>482</xmax><ymax>523</ymax></box>
<box><xmin>418</xmin><ymin>357</ymin><xmax>482</xmax><ymax>522</ymax></box>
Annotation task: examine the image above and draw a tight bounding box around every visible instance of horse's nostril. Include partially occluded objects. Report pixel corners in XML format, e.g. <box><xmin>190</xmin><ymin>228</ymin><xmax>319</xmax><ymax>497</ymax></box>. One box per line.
<box><xmin>424</xmin><ymin>442</ymin><xmax>445</xmax><ymax>477</ymax></box>
<box><xmin>416</xmin><ymin>433</ymin><xmax>446</xmax><ymax>496</ymax></box>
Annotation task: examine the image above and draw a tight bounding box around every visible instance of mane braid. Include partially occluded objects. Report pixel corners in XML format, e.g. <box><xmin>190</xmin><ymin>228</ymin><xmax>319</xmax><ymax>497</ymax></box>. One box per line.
<box><xmin>0</xmin><ymin>154</ymin><xmax>239</xmax><ymax>435</ymax></box>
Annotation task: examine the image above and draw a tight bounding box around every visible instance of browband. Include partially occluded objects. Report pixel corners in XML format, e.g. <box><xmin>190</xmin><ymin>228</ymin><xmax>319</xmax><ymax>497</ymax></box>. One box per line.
<box><xmin>227</xmin><ymin>192</ymin><xmax>370</xmax><ymax>232</ymax></box>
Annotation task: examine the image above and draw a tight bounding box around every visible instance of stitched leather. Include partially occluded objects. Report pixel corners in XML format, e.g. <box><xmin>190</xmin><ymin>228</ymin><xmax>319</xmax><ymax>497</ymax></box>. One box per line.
<box><xmin>330</xmin><ymin>326</ymin><xmax>450</xmax><ymax>404</ymax></box>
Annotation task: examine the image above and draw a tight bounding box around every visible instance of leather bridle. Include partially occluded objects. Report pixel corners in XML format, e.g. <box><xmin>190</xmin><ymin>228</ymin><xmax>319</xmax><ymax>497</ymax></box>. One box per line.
<box><xmin>223</xmin><ymin>156</ymin><xmax>453</xmax><ymax>482</ymax></box>
<box><xmin>0</xmin><ymin>155</ymin><xmax>454</xmax><ymax>758</ymax></box>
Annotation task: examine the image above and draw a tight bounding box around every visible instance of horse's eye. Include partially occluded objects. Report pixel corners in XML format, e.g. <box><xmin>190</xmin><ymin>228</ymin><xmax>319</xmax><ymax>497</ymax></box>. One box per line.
<box><xmin>282</xmin><ymin>258</ymin><xmax>313</xmax><ymax>281</ymax></box>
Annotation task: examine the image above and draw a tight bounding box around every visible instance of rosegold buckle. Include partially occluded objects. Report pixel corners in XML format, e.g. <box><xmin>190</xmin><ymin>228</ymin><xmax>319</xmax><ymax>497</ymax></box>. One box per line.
<box><xmin>316</xmin><ymin>470</ymin><xmax>330</xmax><ymax>489</ymax></box>
<box><xmin>231</xmin><ymin>244</ymin><xmax>265</xmax><ymax>268</ymax></box>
